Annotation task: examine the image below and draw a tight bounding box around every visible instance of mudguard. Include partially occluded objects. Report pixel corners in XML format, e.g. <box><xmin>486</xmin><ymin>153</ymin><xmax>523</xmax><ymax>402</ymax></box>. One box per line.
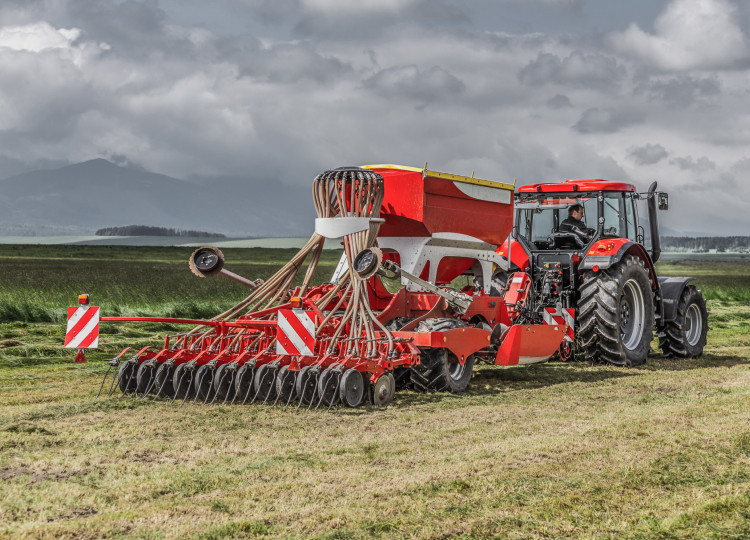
<box><xmin>580</xmin><ymin>240</ymin><xmax>657</xmax><ymax>291</ymax></box>
<box><xmin>658</xmin><ymin>276</ymin><xmax>696</xmax><ymax>323</ymax></box>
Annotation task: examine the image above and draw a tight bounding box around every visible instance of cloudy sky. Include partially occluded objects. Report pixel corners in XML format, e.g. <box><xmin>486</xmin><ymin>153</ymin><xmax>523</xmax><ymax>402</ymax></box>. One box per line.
<box><xmin>1</xmin><ymin>0</ymin><xmax>749</xmax><ymax>235</ymax></box>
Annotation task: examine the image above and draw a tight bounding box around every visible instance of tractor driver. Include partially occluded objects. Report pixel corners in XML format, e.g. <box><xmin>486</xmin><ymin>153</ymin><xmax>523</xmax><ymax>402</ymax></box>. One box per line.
<box><xmin>559</xmin><ymin>204</ymin><xmax>594</xmax><ymax>242</ymax></box>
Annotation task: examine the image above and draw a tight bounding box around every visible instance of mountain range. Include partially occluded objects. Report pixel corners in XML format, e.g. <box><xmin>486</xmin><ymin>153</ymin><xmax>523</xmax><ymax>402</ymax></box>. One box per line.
<box><xmin>0</xmin><ymin>159</ymin><xmax>314</xmax><ymax>237</ymax></box>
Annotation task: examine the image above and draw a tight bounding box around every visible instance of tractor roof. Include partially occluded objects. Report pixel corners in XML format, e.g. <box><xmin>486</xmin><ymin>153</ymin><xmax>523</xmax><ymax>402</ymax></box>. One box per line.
<box><xmin>517</xmin><ymin>179</ymin><xmax>636</xmax><ymax>194</ymax></box>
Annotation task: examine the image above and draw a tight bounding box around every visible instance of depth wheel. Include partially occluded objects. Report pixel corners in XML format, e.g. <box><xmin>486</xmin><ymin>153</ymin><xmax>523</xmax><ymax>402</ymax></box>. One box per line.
<box><xmin>117</xmin><ymin>360</ymin><xmax>138</xmax><ymax>394</ymax></box>
<box><xmin>339</xmin><ymin>369</ymin><xmax>365</xmax><ymax>407</ymax></box>
<box><xmin>275</xmin><ymin>366</ymin><xmax>297</xmax><ymax>403</ymax></box>
<box><xmin>135</xmin><ymin>361</ymin><xmax>156</xmax><ymax>395</ymax></box>
<box><xmin>172</xmin><ymin>363</ymin><xmax>195</xmax><ymax>400</ymax></box>
<box><xmin>317</xmin><ymin>368</ymin><xmax>341</xmax><ymax>407</ymax></box>
<box><xmin>153</xmin><ymin>362</ymin><xmax>176</xmax><ymax>398</ymax></box>
<box><xmin>193</xmin><ymin>364</ymin><xmax>215</xmax><ymax>401</ymax></box>
<box><xmin>577</xmin><ymin>255</ymin><xmax>654</xmax><ymax>366</ymax></box>
<box><xmin>253</xmin><ymin>364</ymin><xmax>278</xmax><ymax>402</ymax></box>
<box><xmin>234</xmin><ymin>363</ymin><xmax>256</xmax><ymax>403</ymax></box>
<box><xmin>295</xmin><ymin>366</ymin><xmax>318</xmax><ymax>405</ymax></box>
<box><xmin>212</xmin><ymin>363</ymin><xmax>236</xmax><ymax>402</ymax></box>
<box><xmin>659</xmin><ymin>285</ymin><xmax>708</xmax><ymax>358</ymax></box>
<box><xmin>371</xmin><ymin>373</ymin><xmax>395</xmax><ymax>406</ymax></box>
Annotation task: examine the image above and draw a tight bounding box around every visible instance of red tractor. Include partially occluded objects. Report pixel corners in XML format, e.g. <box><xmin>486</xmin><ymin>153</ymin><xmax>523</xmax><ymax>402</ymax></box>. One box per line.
<box><xmin>496</xmin><ymin>179</ymin><xmax>708</xmax><ymax>366</ymax></box>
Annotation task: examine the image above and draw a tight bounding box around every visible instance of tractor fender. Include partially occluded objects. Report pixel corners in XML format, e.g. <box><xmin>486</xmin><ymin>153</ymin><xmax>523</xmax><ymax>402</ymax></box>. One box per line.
<box><xmin>657</xmin><ymin>277</ymin><xmax>696</xmax><ymax>323</ymax></box>
<box><xmin>496</xmin><ymin>239</ymin><xmax>530</xmax><ymax>271</ymax></box>
<box><xmin>580</xmin><ymin>240</ymin><xmax>657</xmax><ymax>290</ymax></box>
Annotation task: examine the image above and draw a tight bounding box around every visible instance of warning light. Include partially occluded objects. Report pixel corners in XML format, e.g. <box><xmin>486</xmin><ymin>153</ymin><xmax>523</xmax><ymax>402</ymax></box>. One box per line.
<box><xmin>78</xmin><ymin>294</ymin><xmax>90</xmax><ymax>305</ymax></box>
<box><xmin>290</xmin><ymin>297</ymin><xmax>303</xmax><ymax>308</ymax></box>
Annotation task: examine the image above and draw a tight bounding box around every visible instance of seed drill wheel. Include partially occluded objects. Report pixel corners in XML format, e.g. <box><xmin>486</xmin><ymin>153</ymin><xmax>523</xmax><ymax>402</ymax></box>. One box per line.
<box><xmin>296</xmin><ymin>366</ymin><xmax>319</xmax><ymax>404</ymax></box>
<box><xmin>212</xmin><ymin>363</ymin><xmax>236</xmax><ymax>401</ymax></box>
<box><xmin>172</xmin><ymin>363</ymin><xmax>195</xmax><ymax>400</ymax></box>
<box><xmin>117</xmin><ymin>360</ymin><xmax>138</xmax><ymax>394</ymax></box>
<box><xmin>135</xmin><ymin>360</ymin><xmax>157</xmax><ymax>395</ymax></box>
<box><xmin>153</xmin><ymin>363</ymin><xmax>176</xmax><ymax>398</ymax></box>
<box><xmin>410</xmin><ymin>318</ymin><xmax>474</xmax><ymax>393</ymax></box>
<box><xmin>234</xmin><ymin>364</ymin><xmax>255</xmax><ymax>403</ymax></box>
<box><xmin>275</xmin><ymin>366</ymin><xmax>297</xmax><ymax>403</ymax></box>
<box><xmin>339</xmin><ymin>368</ymin><xmax>365</xmax><ymax>407</ymax></box>
<box><xmin>253</xmin><ymin>364</ymin><xmax>278</xmax><ymax>402</ymax></box>
<box><xmin>578</xmin><ymin>255</ymin><xmax>654</xmax><ymax>367</ymax></box>
<box><xmin>194</xmin><ymin>364</ymin><xmax>215</xmax><ymax>401</ymax></box>
<box><xmin>371</xmin><ymin>373</ymin><xmax>395</xmax><ymax>406</ymax></box>
<box><xmin>659</xmin><ymin>285</ymin><xmax>709</xmax><ymax>358</ymax></box>
<box><xmin>317</xmin><ymin>368</ymin><xmax>341</xmax><ymax>407</ymax></box>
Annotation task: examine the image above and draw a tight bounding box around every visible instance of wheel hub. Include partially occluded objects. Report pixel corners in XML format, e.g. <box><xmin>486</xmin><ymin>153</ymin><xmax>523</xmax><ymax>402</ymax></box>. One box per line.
<box><xmin>620</xmin><ymin>278</ymin><xmax>645</xmax><ymax>350</ymax></box>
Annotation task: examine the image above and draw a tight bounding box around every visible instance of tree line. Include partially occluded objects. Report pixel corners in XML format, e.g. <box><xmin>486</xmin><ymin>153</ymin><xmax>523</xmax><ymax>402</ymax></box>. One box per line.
<box><xmin>95</xmin><ymin>225</ymin><xmax>226</xmax><ymax>238</ymax></box>
<box><xmin>661</xmin><ymin>236</ymin><xmax>750</xmax><ymax>251</ymax></box>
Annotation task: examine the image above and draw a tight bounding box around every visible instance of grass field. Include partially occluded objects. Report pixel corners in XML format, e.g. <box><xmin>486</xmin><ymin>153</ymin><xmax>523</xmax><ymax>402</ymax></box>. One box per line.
<box><xmin>0</xmin><ymin>246</ymin><xmax>748</xmax><ymax>539</ymax></box>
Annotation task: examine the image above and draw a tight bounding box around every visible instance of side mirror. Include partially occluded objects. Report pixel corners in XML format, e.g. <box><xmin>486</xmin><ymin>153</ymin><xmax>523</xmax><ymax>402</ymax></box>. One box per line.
<box><xmin>658</xmin><ymin>192</ymin><xmax>669</xmax><ymax>211</ymax></box>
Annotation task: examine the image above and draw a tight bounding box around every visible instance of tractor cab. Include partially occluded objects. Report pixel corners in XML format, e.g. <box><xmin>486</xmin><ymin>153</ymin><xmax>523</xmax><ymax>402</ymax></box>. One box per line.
<box><xmin>496</xmin><ymin>179</ymin><xmax>669</xmax><ymax>317</ymax></box>
<box><xmin>515</xmin><ymin>180</ymin><xmax>641</xmax><ymax>252</ymax></box>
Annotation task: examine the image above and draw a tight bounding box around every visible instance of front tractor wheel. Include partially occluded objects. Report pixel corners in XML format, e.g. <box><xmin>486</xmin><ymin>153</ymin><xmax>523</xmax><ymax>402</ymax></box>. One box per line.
<box><xmin>578</xmin><ymin>255</ymin><xmax>654</xmax><ymax>367</ymax></box>
<box><xmin>659</xmin><ymin>285</ymin><xmax>708</xmax><ymax>358</ymax></box>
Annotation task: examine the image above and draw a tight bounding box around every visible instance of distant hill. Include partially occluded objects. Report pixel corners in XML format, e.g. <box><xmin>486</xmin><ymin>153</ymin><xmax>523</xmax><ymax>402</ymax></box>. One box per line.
<box><xmin>0</xmin><ymin>159</ymin><xmax>313</xmax><ymax>237</ymax></box>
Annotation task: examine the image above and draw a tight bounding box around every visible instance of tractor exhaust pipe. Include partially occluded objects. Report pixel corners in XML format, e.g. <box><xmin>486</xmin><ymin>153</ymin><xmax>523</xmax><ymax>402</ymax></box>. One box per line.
<box><xmin>647</xmin><ymin>182</ymin><xmax>661</xmax><ymax>264</ymax></box>
<box><xmin>189</xmin><ymin>246</ymin><xmax>264</xmax><ymax>290</ymax></box>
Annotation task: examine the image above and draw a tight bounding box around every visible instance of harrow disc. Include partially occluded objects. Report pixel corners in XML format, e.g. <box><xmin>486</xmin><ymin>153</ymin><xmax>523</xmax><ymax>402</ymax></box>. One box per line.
<box><xmin>234</xmin><ymin>364</ymin><xmax>256</xmax><ymax>403</ymax></box>
<box><xmin>135</xmin><ymin>360</ymin><xmax>157</xmax><ymax>395</ymax></box>
<box><xmin>153</xmin><ymin>363</ymin><xmax>176</xmax><ymax>398</ymax></box>
<box><xmin>317</xmin><ymin>368</ymin><xmax>341</xmax><ymax>407</ymax></box>
<box><xmin>194</xmin><ymin>365</ymin><xmax>215</xmax><ymax>402</ymax></box>
<box><xmin>213</xmin><ymin>363</ymin><xmax>236</xmax><ymax>402</ymax></box>
<box><xmin>253</xmin><ymin>364</ymin><xmax>278</xmax><ymax>402</ymax></box>
<box><xmin>296</xmin><ymin>365</ymin><xmax>319</xmax><ymax>404</ymax></box>
<box><xmin>339</xmin><ymin>368</ymin><xmax>365</xmax><ymax>408</ymax></box>
<box><xmin>371</xmin><ymin>373</ymin><xmax>395</xmax><ymax>406</ymax></box>
<box><xmin>172</xmin><ymin>363</ymin><xmax>196</xmax><ymax>400</ymax></box>
<box><xmin>275</xmin><ymin>365</ymin><xmax>297</xmax><ymax>403</ymax></box>
<box><xmin>117</xmin><ymin>360</ymin><xmax>138</xmax><ymax>394</ymax></box>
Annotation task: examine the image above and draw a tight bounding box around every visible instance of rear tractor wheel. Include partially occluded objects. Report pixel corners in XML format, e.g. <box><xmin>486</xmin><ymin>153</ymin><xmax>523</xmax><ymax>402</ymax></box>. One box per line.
<box><xmin>577</xmin><ymin>255</ymin><xmax>654</xmax><ymax>367</ymax></box>
<box><xmin>659</xmin><ymin>285</ymin><xmax>708</xmax><ymax>358</ymax></box>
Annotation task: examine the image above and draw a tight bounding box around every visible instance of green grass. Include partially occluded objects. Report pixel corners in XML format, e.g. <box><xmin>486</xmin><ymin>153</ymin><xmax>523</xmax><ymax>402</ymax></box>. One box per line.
<box><xmin>0</xmin><ymin>244</ymin><xmax>343</xmax><ymax>323</ymax></box>
<box><xmin>0</xmin><ymin>247</ymin><xmax>748</xmax><ymax>538</ymax></box>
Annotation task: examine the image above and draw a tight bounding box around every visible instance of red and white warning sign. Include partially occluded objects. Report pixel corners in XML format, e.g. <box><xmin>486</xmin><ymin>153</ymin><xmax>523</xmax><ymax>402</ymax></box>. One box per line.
<box><xmin>276</xmin><ymin>309</ymin><xmax>316</xmax><ymax>356</ymax></box>
<box><xmin>64</xmin><ymin>306</ymin><xmax>101</xmax><ymax>349</ymax></box>
<box><xmin>543</xmin><ymin>307</ymin><xmax>575</xmax><ymax>342</ymax></box>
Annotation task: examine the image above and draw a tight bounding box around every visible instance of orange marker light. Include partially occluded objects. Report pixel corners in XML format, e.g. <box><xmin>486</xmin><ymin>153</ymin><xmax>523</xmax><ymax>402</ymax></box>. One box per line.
<box><xmin>78</xmin><ymin>294</ymin><xmax>90</xmax><ymax>305</ymax></box>
<box><xmin>290</xmin><ymin>297</ymin><xmax>302</xmax><ymax>308</ymax></box>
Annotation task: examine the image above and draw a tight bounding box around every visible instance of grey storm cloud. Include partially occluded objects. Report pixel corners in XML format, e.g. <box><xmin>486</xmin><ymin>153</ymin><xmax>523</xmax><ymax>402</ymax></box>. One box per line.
<box><xmin>0</xmin><ymin>0</ymin><xmax>749</xmax><ymax>236</ymax></box>
<box><xmin>572</xmin><ymin>108</ymin><xmax>641</xmax><ymax>134</ymax></box>
<box><xmin>364</xmin><ymin>65</ymin><xmax>465</xmax><ymax>106</ymax></box>
<box><xmin>627</xmin><ymin>144</ymin><xmax>668</xmax><ymax>165</ymax></box>
<box><xmin>518</xmin><ymin>51</ymin><xmax>625</xmax><ymax>91</ymax></box>
<box><xmin>635</xmin><ymin>75</ymin><xmax>721</xmax><ymax>107</ymax></box>
<box><xmin>671</xmin><ymin>155</ymin><xmax>717</xmax><ymax>172</ymax></box>
<box><xmin>546</xmin><ymin>94</ymin><xmax>572</xmax><ymax>109</ymax></box>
